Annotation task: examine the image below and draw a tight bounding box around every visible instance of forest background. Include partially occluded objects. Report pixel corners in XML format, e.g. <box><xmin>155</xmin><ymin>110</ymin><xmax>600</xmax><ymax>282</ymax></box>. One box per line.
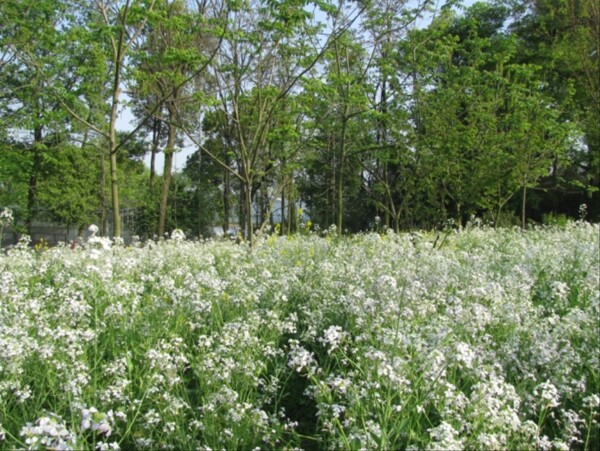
<box><xmin>0</xmin><ymin>0</ymin><xmax>598</xmax><ymax>244</ymax></box>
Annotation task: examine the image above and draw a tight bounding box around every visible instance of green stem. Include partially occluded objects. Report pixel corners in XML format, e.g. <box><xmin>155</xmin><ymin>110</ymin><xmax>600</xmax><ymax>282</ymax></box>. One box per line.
<box><xmin>584</xmin><ymin>409</ymin><xmax>594</xmax><ymax>449</ymax></box>
<box><xmin>118</xmin><ymin>385</ymin><xmax>150</xmax><ymax>446</ymax></box>
<box><xmin>2</xmin><ymin>427</ymin><xmax>27</xmax><ymax>448</ymax></box>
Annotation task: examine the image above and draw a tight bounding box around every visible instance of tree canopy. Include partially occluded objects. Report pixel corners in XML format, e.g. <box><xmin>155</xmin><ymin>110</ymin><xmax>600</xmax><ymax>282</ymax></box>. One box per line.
<box><xmin>1</xmin><ymin>0</ymin><xmax>597</xmax><ymax>240</ymax></box>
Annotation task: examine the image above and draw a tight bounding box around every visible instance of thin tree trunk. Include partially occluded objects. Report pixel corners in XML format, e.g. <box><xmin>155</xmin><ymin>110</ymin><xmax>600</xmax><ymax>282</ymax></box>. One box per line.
<box><xmin>384</xmin><ymin>163</ymin><xmax>391</xmax><ymax>229</ymax></box>
<box><xmin>158</xmin><ymin>105</ymin><xmax>177</xmax><ymax>237</ymax></box>
<box><xmin>522</xmin><ymin>185</ymin><xmax>527</xmax><ymax>229</ymax></box>
<box><xmin>336</xmin><ymin>117</ymin><xmax>347</xmax><ymax>234</ymax></box>
<box><xmin>27</xmin><ymin>127</ymin><xmax>43</xmax><ymax>237</ymax></box>
<box><xmin>326</xmin><ymin>148</ymin><xmax>334</xmax><ymax>228</ymax></box>
<box><xmin>149</xmin><ymin>116</ymin><xmax>161</xmax><ymax>190</ymax></box>
<box><xmin>108</xmin><ymin>58</ymin><xmax>122</xmax><ymax>238</ymax></box>
<box><xmin>288</xmin><ymin>195</ymin><xmax>297</xmax><ymax>234</ymax></box>
<box><xmin>109</xmin><ymin>149</ymin><xmax>121</xmax><ymax>238</ymax></box>
<box><xmin>158</xmin><ymin>148</ymin><xmax>174</xmax><ymax>237</ymax></box>
<box><xmin>100</xmin><ymin>150</ymin><xmax>108</xmax><ymax>236</ymax></box>
<box><xmin>150</xmin><ymin>150</ymin><xmax>156</xmax><ymax>189</ymax></box>
<box><xmin>287</xmin><ymin>173</ymin><xmax>296</xmax><ymax>234</ymax></box>
<box><xmin>223</xmin><ymin>165</ymin><xmax>230</xmax><ymax>234</ymax></box>
<box><xmin>196</xmin><ymin>147</ymin><xmax>202</xmax><ymax>237</ymax></box>
<box><xmin>244</xmin><ymin>179</ymin><xmax>253</xmax><ymax>245</ymax></box>
<box><xmin>280</xmin><ymin>185</ymin><xmax>285</xmax><ymax>235</ymax></box>
<box><xmin>239</xmin><ymin>182</ymin><xmax>246</xmax><ymax>240</ymax></box>
<box><xmin>334</xmin><ymin>38</ymin><xmax>350</xmax><ymax>235</ymax></box>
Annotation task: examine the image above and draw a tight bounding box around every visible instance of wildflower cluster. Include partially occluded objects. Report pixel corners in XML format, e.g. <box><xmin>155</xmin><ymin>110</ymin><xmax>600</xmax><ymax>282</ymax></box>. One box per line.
<box><xmin>0</xmin><ymin>222</ymin><xmax>598</xmax><ymax>449</ymax></box>
<box><xmin>0</xmin><ymin>207</ymin><xmax>13</xmax><ymax>243</ymax></box>
<box><xmin>20</xmin><ymin>414</ymin><xmax>77</xmax><ymax>450</ymax></box>
<box><xmin>0</xmin><ymin>207</ymin><xmax>12</xmax><ymax>227</ymax></box>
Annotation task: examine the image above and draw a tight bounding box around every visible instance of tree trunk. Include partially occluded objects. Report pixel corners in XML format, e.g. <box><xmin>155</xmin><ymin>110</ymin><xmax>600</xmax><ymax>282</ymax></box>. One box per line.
<box><xmin>288</xmin><ymin>195</ymin><xmax>297</xmax><ymax>234</ymax></box>
<box><xmin>245</xmin><ymin>179</ymin><xmax>253</xmax><ymax>246</ymax></box>
<box><xmin>158</xmin><ymin>105</ymin><xmax>177</xmax><ymax>237</ymax></box>
<box><xmin>521</xmin><ymin>184</ymin><xmax>527</xmax><ymax>229</ymax></box>
<box><xmin>109</xmin><ymin>149</ymin><xmax>122</xmax><ymax>238</ymax></box>
<box><xmin>158</xmin><ymin>149</ymin><xmax>174</xmax><ymax>237</ymax></box>
<box><xmin>384</xmin><ymin>163</ymin><xmax>391</xmax><ymax>229</ymax></box>
<box><xmin>108</xmin><ymin>57</ymin><xmax>122</xmax><ymax>238</ymax></box>
<box><xmin>239</xmin><ymin>182</ymin><xmax>246</xmax><ymax>240</ymax></box>
<box><xmin>287</xmin><ymin>174</ymin><xmax>296</xmax><ymax>234</ymax></box>
<box><xmin>260</xmin><ymin>183</ymin><xmax>269</xmax><ymax>226</ymax></box>
<box><xmin>326</xmin><ymin>149</ymin><xmax>334</xmax><ymax>228</ymax></box>
<box><xmin>100</xmin><ymin>150</ymin><xmax>108</xmax><ymax>236</ymax></box>
<box><xmin>280</xmin><ymin>185</ymin><xmax>285</xmax><ymax>235</ymax></box>
<box><xmin>27</xmin><ymin>126</ymin><xmax>44</xmax><ymax>236</ymax></box>
<box><xmin>26</xmin><ymin>158</ymin><xmax>39</xmax><ymax>236</ymax></box>
<box><xmin>336</xmin><ymin>118</ymin><xmax>347</xmax><ymax>234</ymax></box>
<box><xmin>223</xmin><ymin>166</ymin><xmax>230</xmax><ymax>234</ymax></box>
<box><xmin>150</xmin><ymin>150</ymin><xmax>156</xmax><ymax>190</ymax></box>
<box><xmin>149</xmin><ymin>116</ymin><xmax>161</xmax><ymax>190</ymax></box>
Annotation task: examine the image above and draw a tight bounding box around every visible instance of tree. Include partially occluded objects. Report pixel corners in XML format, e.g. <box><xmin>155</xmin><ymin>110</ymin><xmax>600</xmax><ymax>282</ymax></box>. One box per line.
<box><xmin>358</xmin><ymin>0</ymin><xmax>430</xmax><ymax>231</ymax></box>
<box><xmin>37</xmin><ymin>144</ymin><xmax>102</xmax><ymax>234</ymax></box>
<box><xmin>90</xmin><ymin>0</ymin><xmax>157</xmax><ymax>237</ymax></box>
<box><xmin>405</xmin><ymin>3</ymin><xmax>572</xmax><ymax>227</ymax></box>
<box><xmin>43</xmin><ymin>0</ymin><xmax>159</xmax><ymax>238</ymax></box>
<box><xmin>0</xmin><ymin>140</ymin><xmax>31</xmax><ymax>228</ymax></box>
<box><xmin>131</xmin><ymin>0</ymin><xmax>225</xmax><ymax>237</ymax></box>
<box><xmin>182</xmin><ymin>146</ymin><xmax>225</xmax><ymax>236</ymax></box>
<box><xmin>508</xmin><ymin>0</ymin><xmax>599</xmax><ymax>220</ymax></box>
<box><xmin>182</xmin><ymin>0</ymin><xmax>367</xmax><ymax>244</ymax></box>
<box><xmin>300</xmin><ymin>28</ymin><xmax>372</xmax><ymax>233</ymax></box>
<box><xmin>0</xmin><ymin>0</ymin><xmax>75</xmax><ymax>234</ymax></box>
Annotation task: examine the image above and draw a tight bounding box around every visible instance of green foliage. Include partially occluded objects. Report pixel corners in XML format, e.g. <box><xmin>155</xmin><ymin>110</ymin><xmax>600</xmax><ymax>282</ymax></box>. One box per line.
<box><xmin>37</xmin><ymin>144</ymin><xmax>102</xmax><ymax>228</ymax></box>
<box><xmin>0</xmin><ymin>142</ymin><xmax>31</xmax><ymax>211</ymax></box>
<box><xmin>0</xmin><ymin>0</ymin><xmax>597</xmax><ymax>240</ymax></box>
<box><xmin>507</xmin><ymin>0</ymin><xmax>600</xmax><ymax>218</ymax></box>
<box><xmin>542</xmin><ymin>212</ymin><xmax>569</xmax><ymax>228</ymax></box>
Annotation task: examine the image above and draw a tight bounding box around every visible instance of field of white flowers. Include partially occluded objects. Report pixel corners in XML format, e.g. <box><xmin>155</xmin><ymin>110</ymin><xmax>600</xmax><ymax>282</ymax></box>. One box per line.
<box><xmin>0</xmin><ymin>222</ymin><xmax>598</xmax><ymax>450</ymax></box>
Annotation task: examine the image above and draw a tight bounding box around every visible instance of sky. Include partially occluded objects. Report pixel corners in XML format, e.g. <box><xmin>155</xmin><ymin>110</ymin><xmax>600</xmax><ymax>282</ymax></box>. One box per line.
<box><xmin>116</xmin><ymin>98</ymin><xmax>190</xmax><ymax>174</ymax></box>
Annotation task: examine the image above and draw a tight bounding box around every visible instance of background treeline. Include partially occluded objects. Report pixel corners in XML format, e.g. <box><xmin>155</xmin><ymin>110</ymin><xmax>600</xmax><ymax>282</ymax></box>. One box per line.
<box><xmin>1</xmin><ymin>0</ymin><xmax>598</xmax><ymax>243</ymax></box>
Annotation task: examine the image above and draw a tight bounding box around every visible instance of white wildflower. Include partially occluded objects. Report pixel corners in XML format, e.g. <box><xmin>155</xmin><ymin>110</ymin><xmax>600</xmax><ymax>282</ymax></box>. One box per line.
<box><xmin>288</xmin><ymin>340</ymin><xmax>316</xmax><ymax>373</ymax></box>
<box><xmin>96</xmin><ymin>441</ymin><xmax>121</xmax><ymax>450</ymax></box>
<box><xmin>454</xmin><ymin>341</ymin><xmax>476</xmax><ymax>369</ymax></box>
<box><xmin>537</xmin><ymin>435</ymin><xmax>553</xmax><ymax>450</ymax></box>
<box><xmin>535</xmin><ymin>381</ymin><xmax>560</xmax><ymax>409</ymax></box>
<box><xmin>552</xmin><ymin>440</ymin><xmax>570</xmax><ymax>451</ymax></box>
<box><xmin>583</xmin><ymin>394</ymin><xmax>599</xmax><ymax>409</ymax></box>
<box><xmin>550</xmin><ymin>281</ymin><xmax>569</xmax><ymax>301</ymax></box>
<box><xmin>321</xmin><ymin>325</ymin><xmax>347</xmax><ymax>354</ymax></box>
<box><xmin>373</xmin><ymin>274</ymin><xmax>397</xmax><ymax>296</ymax></box>
<box><xmin>427</xmin><ymin>421</ymin><xmax>463</xmax><ymax>450</ymax></box>
<box><xmin>328</xmin><ymin>376</ymin><xmax>352</xmax><ymax>395</ymax></box>
<box><xmin>20</xmin><ymin>414</ymin><xmax>76</xmax><ymax>450</ymax></box>
<box><xmin>0</xmin><ymin>207</ymin><xmax>13</xmax><ymax>226</ymax></box>
<box><xmin>87</xmin><ymin>235</ymin><xmax>111</xmax><ymax>250</ymax></box>
<box><xmin>81</xmin><ymin>407</ymin><xmax>114</xmax><ymax>437</ymax></box>
<box><xmin>171</xmin><ymin>229</ymin><xmax>186</xmax><ymax>241</ymax></box>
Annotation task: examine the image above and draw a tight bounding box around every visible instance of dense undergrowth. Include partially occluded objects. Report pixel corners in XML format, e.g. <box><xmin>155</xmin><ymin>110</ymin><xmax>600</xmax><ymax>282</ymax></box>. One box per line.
<box><xmin>0</xmin><ymin>223</ymin><xmax>598</xmax><ymax>449</ymax></box>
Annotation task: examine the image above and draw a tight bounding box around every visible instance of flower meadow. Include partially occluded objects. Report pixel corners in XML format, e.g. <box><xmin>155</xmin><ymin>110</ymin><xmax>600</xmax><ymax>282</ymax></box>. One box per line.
<box><xmin>0</xmin><ymin>223</ymin><xmax>598</xmax><ymax>450</ymax></box>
